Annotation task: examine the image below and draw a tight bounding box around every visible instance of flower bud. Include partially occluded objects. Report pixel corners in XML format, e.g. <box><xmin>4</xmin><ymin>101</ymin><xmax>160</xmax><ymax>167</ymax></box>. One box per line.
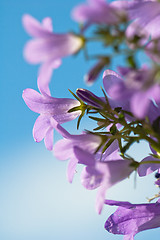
<box><xmin>84</xmin><ymin>57</ymin><xmax>110</xmax><ymax>85</ymax></box>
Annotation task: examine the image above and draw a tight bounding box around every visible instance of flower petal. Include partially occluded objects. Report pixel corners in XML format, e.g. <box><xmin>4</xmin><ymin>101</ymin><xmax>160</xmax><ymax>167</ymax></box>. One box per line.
<box><xmin>44</xmin><ymin>126</ymin><xmax>54</xmax><ymax>150</ymax></box>
<box><xmin>38</xmin><ymin>59</ymin><xmax>61</xmax><ymax>96</ymax></box>
<box><xmin>42</xmin><ymin>17</ymin><xmax>53</xmax><ymax>32</ymax></box>
<box><xmin>73</xmin><ymin>146</ymin><xmax>95</xmax><ymax>166</ymax></box>
<box><xmin>104</xmin><ymin>199</ymin><xmax>160</xmax><ymax>238</ymax></box>
<box><xmin>33</xmin><ymin>115</ymin><xmax>51</xmax><ymax>142</ymax></box>
<box><xmin>22</xmin><ymin>14</ymin><xmax>52</xmax><ymax>38</ymax></box>
<box><xmin>23</xmin><ymin>38</ymin><xmax>55</xmax><ymax>64</ymax></box>
<box><xmin>81</xmin><ymin>166</ymin><xmax>103</xmax><ymax>190</ymax></box>
<box><xmin>53</xmin><ymin>139</ymin><xmax>73</xmax><ymax>160</ymax></box>
<box><xmin>138</xmin><ymin>156</ymin><xmax>160</xmax><ymax>176</ymax></box>
<box><xmin>130</xmin><ymin>91</ymin><xmax>150</xmax><ymax>119</ymax></box>
<box><xmin>67</xmin><ymin>158</ymin><xmax>78</xmax><ymax>183</ymax></box>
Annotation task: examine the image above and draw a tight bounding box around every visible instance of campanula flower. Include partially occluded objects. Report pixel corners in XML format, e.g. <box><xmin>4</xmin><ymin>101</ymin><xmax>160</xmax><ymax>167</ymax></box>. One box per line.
<box><xmin>72</xmin><ymin>0</ymin><xmax>124</xmax><ymax>26</ymax></box>
<box><xmin>103</xmin><ymin>68</ymin><xmax>160</xmax><ymax>119</ymax></box>
<box><xmin>74</xmin><ymin>146</ymin><xmax>134</xmax><ymax>214</ymax></box>
<box><xmin>22</xmin><ymin>77</ymin><xmax>80</xmax><ymax>151</ymax></box>
<box><xmin>127</xmin><ymin>0</ymin><xmax>160</xmax><ymax>40</ymax></box>
<box><xmin>22</xmin><ymin>14</ymin><xmax>84</xmax><ymax>83</ymax></box>
<box><xmin>105</xmin><ymin>199</ymin><xmax>160</xmax><ymax>240</ymax></box>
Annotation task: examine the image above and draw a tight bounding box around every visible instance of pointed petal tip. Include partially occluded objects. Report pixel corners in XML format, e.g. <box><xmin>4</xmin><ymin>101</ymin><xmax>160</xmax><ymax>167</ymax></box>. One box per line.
<box><xmin>33</xmin><ymin>137</ymin><xmax>40</xmax><ymax>143</ymax></box>
<box><xmin>22</xmin><ymin>88</ymin><xmax>31</xmax><ymax>101</ymax></box>
<box><xmin>103</xmin><ymin>69</ymin><xmax>122</xmax><ymax>79</ymax></box>
<box><xmin>22</xmin><ymin>14</ymin><xmax>30</xmax><ymax>25</ymax></box>
<box><xmin>103</xmin><ymin>69</ymin><xmax>114</xmax><ymax>78</ymax></box>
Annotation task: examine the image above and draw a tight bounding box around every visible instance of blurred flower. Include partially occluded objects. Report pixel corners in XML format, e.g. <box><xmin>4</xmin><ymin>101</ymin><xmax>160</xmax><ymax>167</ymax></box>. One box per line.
<box><xmin>105</xmin><ymin>199</ymin><xmax>160</xmax><ymax>240</ymax></box>
<box><xmin>103</xmin><ymin>68</ymin><xmax>160</xmax><ymax>119</ymax></box>
<box><xmin>127</xmin><ymin>0</ymin><xmax>160</xmax><ymax>40</ymax></box>
<box><xmin>126</xmin><ymin>19</ymin><xmax>149</xmax><ymax>49</ymax></box>
<box><xmin>84</xmin><ymin>57</ymin><xmax>110</xmax><ymax>85</ymax></box>
<box><xmin>146</xmin><ymin>39</ymin><xmax>160</xmax><ymax>64</ymax></box>
<box><xmin>22</xmin><ymin>14</ymin><xmax>84</xmax><ymax>83</ymax></box>
<box><xmin>72</xmin><ymin>0</ymin><xmax>125</xmax><ymax>26</ymax></box>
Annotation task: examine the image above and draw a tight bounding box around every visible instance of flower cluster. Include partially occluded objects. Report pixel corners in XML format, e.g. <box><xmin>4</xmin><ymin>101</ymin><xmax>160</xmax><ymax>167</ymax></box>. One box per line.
<box><xmin>22</xmin><ymin>0</ymin><xmax>160</xmax><ymax>239</ymax></box>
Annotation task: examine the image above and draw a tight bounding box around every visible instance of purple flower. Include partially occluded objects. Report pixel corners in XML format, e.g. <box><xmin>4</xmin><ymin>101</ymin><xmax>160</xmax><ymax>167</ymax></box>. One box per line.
<box><xmin>138</xmin><ymin>156</ymin><xmax>160</xmax><ymax>177</ymax></box>
<box><xmin>84</xmin><ymin>58</ymin><xmax>110</xmax><ymax>85</ymax></box>
<box><xmin>53</xmin><ymin>122</ymin><xmax>121</xmax><ymax>184</ymax></box>
<box><xmin>76</xmin><ymin>87</ymin><xmax>133</xmax><ymax>123</ymax></box>
<box><xmin>138</xmin><ymin>146</ymin><xmax>160</xmax><ymax>177</ymax></box>
<box><xmin>126</xmin><ymin>19</ymin><xmax>150</xmax><ymax>49</ymax></box>
<box><xmin>54</xmin><ymin>128</ymin><xmax>103</xmax><ymax>182</ymax></box>
<box><xmin>105</xmin><ymin>199</ymin><xmax>160</xmax><ymax>240</ymax></box>
<box><xmin>146</xmin><ymin>39</ymin><xmax>160</xmax><ymax>64</ymax></box>
<box><xmin>155</xmin><ymin>170</ymin><xmax>160</xmax><ymax>186</ymax></box>
<box><xmin>127</xmin><ymin>0</ymin><xmax>160</xmax><ymax>40</ymax></box>
<box><xmin>22</xmin><ymin>14</ymin><xmax>84</xmax><ymax>83</ymax></box>
<box><xmin>72</xmin><ymin>0</ymin><xmax>123</xmax><ymax>26</ymax></box>
<box><xmin>103</xmin><ymin>68</ymin><xmax>160</xmax><ymax>119</ymax></box>
<box><xmin>112</xmin><ymin>1</ymin><xmax>160</xmax><ymax>48</ymax></box>
<box><xmin>76</xmin><ymin>88</ymin><xmax>105</xmax><ymax>108</ymax></box>
<box><xmin>22</xmin><ymin>78</ymin><xmax>80</xmax><ymax>151</ymax></box>
<box><xmin>73</xmin><ymin>146</ymin><xmax>134</xmax><ymax>214</ymax></box>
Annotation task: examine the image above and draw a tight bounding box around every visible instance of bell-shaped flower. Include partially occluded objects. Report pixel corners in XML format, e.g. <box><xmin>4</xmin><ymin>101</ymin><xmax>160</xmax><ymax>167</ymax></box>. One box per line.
<box><xmin>22</xmin><ymin>76</ymin><xmax>81</xmax><ymax>151</ymax></box>
<box><xmin>146</xmin><ymin>39</ymin><xmax>160</xmax><ymax>64</ymax></box>
<box><xmin>54</xmin><ymin>128</ymin><xmax>103</xmax><ymax>183</ymax></box>
<box><xmin>73</xmin><ymin>146</ymin><xmax>134</xmax><ymax>214</ymax></box>
<box><xmin>103</xmin><ymin>68</ymin><xmax>160</xmax><ymax>119</ymax></box>
<box><xmin>72</xmin><ymin>0</ymin><xmax>124</xmax><ymax>27</ymax></box>
<box><xmin>54</xmin><ymin>123</ymin><xmax>120</xmax><ymax>183</ymax></box>
<box><xmin>127</xmin><ymin>0</ymin><xmax>160</xmax><ymax>40</ymax></box>
<box><xmin>76</xmin><ymin>88</ymin><xmax>132</xmax><ymax>123</ymax></box>
<box><xmin>22</xmin><ymin>14</ymin><xmax>84</xmax><ymax>83</ymax></box>
<box><xmin>105</xmin><ymin>199</ymin><xmax>160</xmax><ymax>240</ymax></box>
<box><xmin>138</xmin><ymin>146</ymin><xmax>160</xmax><ymax>177</ymax></box>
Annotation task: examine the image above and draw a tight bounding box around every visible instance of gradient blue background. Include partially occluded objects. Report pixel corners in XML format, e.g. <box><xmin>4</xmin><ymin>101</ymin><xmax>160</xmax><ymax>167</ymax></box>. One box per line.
<box><xmin>1</xmin><ymin>0</ymin><xmax>159</xmax><ymax>239</ymax></box>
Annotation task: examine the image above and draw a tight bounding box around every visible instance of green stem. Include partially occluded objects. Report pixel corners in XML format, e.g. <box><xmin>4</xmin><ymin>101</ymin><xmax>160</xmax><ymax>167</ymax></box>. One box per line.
<box><xmin>140</xmin><ymin>160</ymin><xmax>160</xmax><ymax>165</ymax></box>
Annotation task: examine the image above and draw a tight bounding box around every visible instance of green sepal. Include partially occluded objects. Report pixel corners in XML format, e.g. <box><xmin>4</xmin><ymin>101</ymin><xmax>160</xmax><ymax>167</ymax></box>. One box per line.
<box><xmin>110</xmin><ymin>124</ymin><xmax>117</xmax><ymax>135</ymax></box>
<box><xmin>68</xmin><ymin>106</ymin><xmax>82</xmax><ymax>113</ymax></box>
<box><xmin>121</xmin><ymin>137</ymin><xmax>138</xmax><ymax>154</ymax></box>
<box><xmin>102</xmin><ymin>139</ymin><xmax>115</xmax><ymax>154</ymax></box>
<box><xmin>68</xmin><ymin>89</ymin><xmax>82</xmax><ymax>102</ymax></box>
<box><xmin>89</xmin><ymin>116</ymin><xmax>105</xmax><ymax>122</ymax></box>
<box><xmin>77</xmin><ymin>111</ymin><xmax>85</xmax><ymax>130</ymax></box>
<box><xmin>93</xmin><ymin>123</ymin><xmax>108</xmax><ymax>131</ymax></box>
<box><xmin>127</xmin><ymin>55</ymin><xmax>137</xmax><ymax>68</ymax></box>
<box><xmin>129</xmin><ymin>161</ymin><xmax>140</xmax><ymax>169</ymax></box>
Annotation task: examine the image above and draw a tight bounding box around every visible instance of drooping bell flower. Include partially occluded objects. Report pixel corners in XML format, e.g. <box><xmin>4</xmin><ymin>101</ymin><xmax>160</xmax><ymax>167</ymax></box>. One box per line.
<box><xmin>105</xmin><ymin>199</ymin><xmax>160</xmax><ymax>240</ymax></box>
<box><xmin>73</xmin><ymin>146</ymin><xmax>134</xmax><ymax>214</ymax></box>
<box><xmin>72</xmin><ymin>0</ymin><xmax>125</xmax><ymax>27</ymax></box>
<box><xmin>53</xmin><ymin>120</ymin><xmax>121</xmax><ymax>184</ymax></box>
<box><xmin>54</xmin><ymin>127</ymin><xmax>103</xmax><ymax>182</ymax></box>
<box><xmin>103</xmin><ymin>68</ymin><xmax>160</xmax><ymax>119</ymax></box>
<box><xmin>22</xmin><ymin>76</ymin><xmax>81</xmax><ymax>151</ymax></box>
<box><xmin>22</xmin><ymin>14</ymin><xmax>84</xmax><ymax>83</ymax></box>
<box><xmin>138</xmin><ymin>146</ymin><xmax>160</xmax><ymax>177</ymax></box>
<box><xmin>127</xmin><ymin>0</ymin><xmax>160</xmax><ymax>40</ymax></box>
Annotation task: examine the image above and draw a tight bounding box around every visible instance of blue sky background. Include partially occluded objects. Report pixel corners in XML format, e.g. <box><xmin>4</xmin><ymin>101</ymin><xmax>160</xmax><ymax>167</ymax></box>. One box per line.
<box><xmin>1</xmin><ymin>0</ymin><xmax>160</xmax><ymax>239</ymax></box>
